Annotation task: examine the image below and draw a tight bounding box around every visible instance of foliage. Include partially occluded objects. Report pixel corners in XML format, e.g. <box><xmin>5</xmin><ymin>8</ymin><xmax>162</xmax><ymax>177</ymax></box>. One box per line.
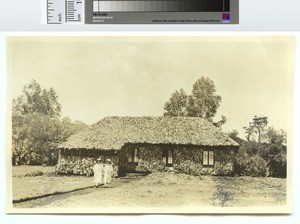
<box><xmin>268</xmin><ymin>143</ymin><xmax>287</xmax><ymax>178</ymax></box>
<box><xmin>174</xmin><ymin>160</ymin><xmax>213</xmax><ymax>176</ymax></box>
<box><xmin>234</xmin><ymin>150</ymin><xmax>268</xmax><ymax>177</ymax></box>
<box><xmin>60</xmin><ymin>117</ymin><xmax>88</xmax><ymax>142</ymax></box>
<box><xmin>163</xmin><ymin>77</ymin><xmax>225</xmax><ymax>126</ymax></box>
<box><xmin>12</xmin><ymin>79</ymin><xmax>61</xmax><ymax>117</ymax></box>
<box><xmin>214</xmin><ymin>162</ymin><xmax>234</xmax><ymax>176</ymax></box>
<box><xmin>55</xmin><ymin>157</ymin><xmax>95</xmax><ymax>176</ymax></box>
<box><xmin>228</xmin><ymin>130</ymin><xmax>239</xmax><ymax>140</ymax></box>
<box><xmin>243</xmin><ymin>155</ymin><xmax>268</xmax><ymax>177</ymax></box>
<box><xmin>268</xmin><ymin>154</ymin><xmax>287</xmax><ymax>178</ymax></box>
<box><xmin>12</xmin><ymin>114</ymin><xmax>62</xmax><ymax>165</ymax></box>
<box><xmin>264</xmin><ymin>127</ymin><xmax>287</xmax><ymax>178</ymax></box>
<box><xmin>12</xmin><ymin>80</ymin><xmax>87</xmax><ymax>166</ymax></box>
<box><xmin>135</xmin><ymin>160</ymin><xmax>167</xmax><ymax>173</ymax></box>
<box><xmin>244</xmin><ymin>116</ymin><xmax>268</xmax><ymax>142</ymax></box>
<box><xmin>163</xmin><ymin>89</ymin><xmax>188</xmax><ymax>116</ymax></box>
<box><xmin>239</xmin><ymin>118</ymin><xmax>287</xmax><ymax>178</ymax></box>
<box><xmin>233</xmin><ymin>137</ymin><xmax>286</xmax><ymax>178</ymax></box>
<box><xmin>24</xmin><ymin>170</ymin><xmax>44</xmax><ymax>177</ymax></box>
<box><xmin>187</xmin><ymin>77</ymin><xmax>222</xmax><ymax>120</ymax></box>
<box><xmin>264</xmin><ymin>127</ymin><xmax>287</xmax><ymax>145</ymax></box>
<box><xmin>213</xmin><ymin>116</ymin><xmax>227</xmax><ymax>128</ymax></box>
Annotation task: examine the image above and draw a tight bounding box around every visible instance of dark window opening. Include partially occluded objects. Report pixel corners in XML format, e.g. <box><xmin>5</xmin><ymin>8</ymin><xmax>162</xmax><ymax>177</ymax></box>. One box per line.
<box><xmin>163</xmin><ymin>149</ymin><xmax>174</xmax><ymax>166</ymax></box>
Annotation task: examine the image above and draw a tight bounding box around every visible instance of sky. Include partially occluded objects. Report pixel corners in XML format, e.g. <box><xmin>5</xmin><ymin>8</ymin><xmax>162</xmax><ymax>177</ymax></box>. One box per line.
<box><xmin>7</xmin><ymin>36</ymin><xmax>294</xmax><ymax>138</ymax></box>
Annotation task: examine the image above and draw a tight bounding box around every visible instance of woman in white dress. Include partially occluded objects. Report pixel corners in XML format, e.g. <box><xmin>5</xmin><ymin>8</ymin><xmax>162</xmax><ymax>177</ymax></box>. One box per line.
<box><xmin>103</xmin><ymin>159</ymin><xmax>113</xmax><ymax>187</ymax></box>
<box><xmin>92</xmin><ymin>158</ymin><xmax>103</xmax><ymax>187</ymax></box>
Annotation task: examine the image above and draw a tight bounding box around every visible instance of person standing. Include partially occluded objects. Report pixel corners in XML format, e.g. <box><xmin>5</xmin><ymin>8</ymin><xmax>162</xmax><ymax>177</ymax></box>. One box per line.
<box><xmin>103</xmin><ymin>159</ymin><xmax>113</xmax><ymax>187</ymax></box>
<box><xmin>93</xmin><ymin>158</ymin><xmax>103</xmax><ymax>187</ymax></box>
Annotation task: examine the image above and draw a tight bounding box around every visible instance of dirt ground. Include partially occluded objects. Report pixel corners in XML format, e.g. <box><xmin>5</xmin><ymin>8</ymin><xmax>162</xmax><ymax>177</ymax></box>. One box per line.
<box><xmin>12</xmin><ymin>166</ymin><xmax>287</xmax><ymax>208</ymax></box>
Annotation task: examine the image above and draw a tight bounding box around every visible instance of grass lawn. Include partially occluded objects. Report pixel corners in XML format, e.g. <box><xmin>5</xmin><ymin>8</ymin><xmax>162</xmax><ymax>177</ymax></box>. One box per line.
<box><xmin>12</xmin><ymin>166</ymin><xmax>94</xmax><ymax>201</ymax></box>
<box><xmin>12</xmin><ymin>166</ymin><xmax>286</xmax><ymax>208</ymax></box>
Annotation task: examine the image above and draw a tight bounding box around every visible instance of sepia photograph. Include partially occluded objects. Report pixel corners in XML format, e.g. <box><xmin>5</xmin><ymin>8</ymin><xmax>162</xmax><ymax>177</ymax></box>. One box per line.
<box><xmin>6</xmin><ymin>36</ymin><xmax>294</xmax><ymax>213</ymax></box>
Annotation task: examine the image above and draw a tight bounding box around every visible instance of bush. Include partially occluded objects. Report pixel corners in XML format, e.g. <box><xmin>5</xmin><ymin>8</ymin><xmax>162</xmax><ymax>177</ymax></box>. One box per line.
<box><xmin>268</xmin><ymin>153</ymin><xmax>287</xmax><ymax>178</ymax></box>
<box><xmin>24</xmin><ymin>170</ymin><xmax>43</xmax><ymax>177</ymax></box>
<box><xmin>55</xmin><ymin>158</ymin><xmax>95</xmax><ymax>176</ymax></box>
<box><xmin>214</xmin><ymin>162</ymin><xmax>234</xmax><ymax>176</ymax></box>
<box><xmin>135</xmin><ymin>160</ymin><xmax>166</xmax><ymax>173</ymax></box>
<box><xmin>235</xmin><ymin>154</ymin><xmax>268</xmax><ymax>177</ymax></box>
<box><xmin>174</xmin><ymin>160</ymin><xmax>213</xmax><ymax>176</ymax></box>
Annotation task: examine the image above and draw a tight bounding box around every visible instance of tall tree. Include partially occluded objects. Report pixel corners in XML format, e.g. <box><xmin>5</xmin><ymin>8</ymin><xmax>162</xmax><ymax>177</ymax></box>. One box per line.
<box><xmin>163</xmin><ymin>77</ymin><xmax>226</xmax><ymax>127</ymax></box>
<box><xmin>187</xmin><ymin>77</ymin><xmax>222</xmax><ymax>121</ymax></box>
<box><xmin>163</xmin><ymin>89</ymin><xmax>188</xmax><ymax>116</ymax></box>
<box><xmin>12</xmin><ymin>114</ymin><xmax>62</xmax><ymax>165</ymax></box>
<box><xmin>12</xmin><ymin>80</ymin><xmax>62</xmax><ymax>165</ymax></box>
<box><xmin>13</xmin><ymin>79</ymin><xmax>61</xmax><ymax>117</ymax></box>
<box><xmin>244</xmin><ymin>116</ymin><xmax>268</xmax><ymax>143</ymax></box>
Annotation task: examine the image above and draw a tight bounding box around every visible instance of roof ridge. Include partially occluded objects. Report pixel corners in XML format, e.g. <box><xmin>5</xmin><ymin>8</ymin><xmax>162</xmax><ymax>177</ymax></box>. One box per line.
<box><xmin>59</xmin><ymin>116</ymin><xmax>239</xmax><ymax>150</ymax></box>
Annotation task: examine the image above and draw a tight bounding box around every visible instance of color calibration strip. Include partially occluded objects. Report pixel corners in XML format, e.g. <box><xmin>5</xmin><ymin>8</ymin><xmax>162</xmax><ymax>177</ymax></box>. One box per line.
<box><xmin>92</xmin><ymin>0</ymin><xmax>230</xmax><ymax>12</ymax></box>
<box><xmin>44</xmin><ymin>0</ymin><xmax>238</xmax><ymax>24</ymax></box>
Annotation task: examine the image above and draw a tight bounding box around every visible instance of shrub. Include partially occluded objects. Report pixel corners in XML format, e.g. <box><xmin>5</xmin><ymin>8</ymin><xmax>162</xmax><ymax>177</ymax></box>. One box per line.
<box><xmin>214</xmin><ymin>162</ymin><xmax>234</xmax><ymax>176</ymax></box>
<box><xmin>135</xmin><ymin>160</ymin><xmax>166</xmax><ymax>173</ymax></box>
<box><xmin>174</xmin><ymin>160</ymin><xmax>213</xmax><ymax>176</ymax></box>
<box><xmin>235</xmin><ymin>154</ymin><xmax>268</xmax><ymax>177</ymax></box>
<box><xmin>244</xmin><ymin>155</ymin><xmax>268</xmax><ymax>177</ymax></box>
<box><xmin>24</xmin><ymin>170</ymin><xmax>43</xmax><ymax>177</ymax></box>
<box><xmin>55</xmin><ymin>157</ymin><xmax>95</xmax><ymax>176</ymax></box>
<box><xmin>268</xmin><ymin>153</ymin><xmax>287</xmax><ymax>178</ymax></box>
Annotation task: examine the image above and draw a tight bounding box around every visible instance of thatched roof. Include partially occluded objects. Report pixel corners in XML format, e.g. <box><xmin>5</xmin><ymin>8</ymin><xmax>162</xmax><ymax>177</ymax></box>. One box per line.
<box><xmin>59</xmin><ymin>116</ymin><xmax>239</xmax><ymax>150</ymax></box>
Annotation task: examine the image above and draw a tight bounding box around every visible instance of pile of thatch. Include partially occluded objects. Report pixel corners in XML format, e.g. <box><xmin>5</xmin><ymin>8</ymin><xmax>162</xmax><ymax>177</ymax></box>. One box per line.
<box><xmin>59</xmin><ymin>116</ymin><xmax>238</xmax><ymax>150</ymax></box>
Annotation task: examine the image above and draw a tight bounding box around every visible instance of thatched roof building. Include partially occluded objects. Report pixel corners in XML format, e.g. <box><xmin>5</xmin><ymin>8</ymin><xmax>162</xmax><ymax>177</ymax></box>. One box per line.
<box><xmin>59</xmin><ymin>116</ymin><xmax>238</xmax><ymax>150</ymax></box>
<box><xmin>57</xmin><ymin>116</ymin><xmax>239</xmax><ymax>176</ymax></box>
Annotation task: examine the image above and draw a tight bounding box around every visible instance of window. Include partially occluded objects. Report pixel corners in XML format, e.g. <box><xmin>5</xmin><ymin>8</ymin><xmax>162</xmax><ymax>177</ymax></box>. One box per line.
<box><xmin>163</xmin><ymin>149</ymin><xmax>173</xmax><ymax>166</ymax></box>
<box><xmin>203</xmin><ymin>150</ymin><xmax>214</xmax><ymax>166</ymax></box>
<box><xmin>127</xmin><ymin>148</ymin><xmax>139</xmax><ymax>163</ymax></box>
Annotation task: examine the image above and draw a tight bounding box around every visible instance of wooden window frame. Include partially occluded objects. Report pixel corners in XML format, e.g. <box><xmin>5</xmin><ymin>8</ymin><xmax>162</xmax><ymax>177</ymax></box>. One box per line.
<box><xmin>128</xmin><ymin>148</ymin><xmax>139</xmax><ymax>163</ymax></box>
<box><xmin>163</xmin><ymin>149</ymin><xmax>174</xmax><ymax>167</ymax></box>
<box><xmin>203</xmin><ymin>150</ymin><xmax>214</xmax><ymax>167</ymax></box>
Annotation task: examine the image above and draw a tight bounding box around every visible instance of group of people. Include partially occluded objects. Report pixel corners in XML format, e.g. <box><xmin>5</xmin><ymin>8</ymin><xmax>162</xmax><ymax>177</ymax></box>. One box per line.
<box><xmin>92</xmin><ymin>158</ymin><xmax>113</xmax><ymax>188</ymax></box>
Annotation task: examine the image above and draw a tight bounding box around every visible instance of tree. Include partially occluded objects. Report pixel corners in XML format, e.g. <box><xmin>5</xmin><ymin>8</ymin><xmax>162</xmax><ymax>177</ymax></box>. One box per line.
<box><xmin>12</xmin><ymin>80</ymin><xmax>87</xmax><ymax>166</ymax></box>
<box><xmin>163</xmin><ymin>89</ymin><xmax>188</xmax><ymax>116</ymax></box>
<box><xmin>244</xmin><ymin>116</ymin><xmax>268</xmax><ymax>143</ymax></box>
<box><xmin>12</xmin><ymin>114</ymin><xmax>62</xmax><ymax>165</ymax></box>
<box><xmin>187</xmin><ymin>77</ymin><xmax>222</xmax><ymax>121</ymax></box>
<box><xmin>240</xmin><ymin>120</ymin><xmax>287</xmax><ymax>178</ymax></box>
<box><xmin>61</xmin><ymin>117</ymin><xmax>88</xmax><ymax>142</ymax></box>
<box><xmin>13</xmin><ymin>79</ymin><xmax>61</xmax><ymax>117</ymax></box>
<box><xmin>264</xmin><ymin>126</ymin><xmax>287</xmax><ymax>178</ymax></box>
<box><xmin>228</xmin><ymin>129</ymin><xmax>239</xmax><ymax>140</ymax></box>
<box><xmin>12</xmin><ymin>80</ymin><xmax>62</xmax><ymax>165</ymax></box>
<box><xmin>163</xmin><ymin>77</ymin><xmax>226</xmax><ymax>127</ymax></box>
<box><xmin>264</xmin><ymin>126</ymin><xmax>287</xmax><ymax>145</ymax></box>
<box><xmin>213</xmin><ymin>115</ymin><xmax>227</xmax><ymax>128</ymax></box>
